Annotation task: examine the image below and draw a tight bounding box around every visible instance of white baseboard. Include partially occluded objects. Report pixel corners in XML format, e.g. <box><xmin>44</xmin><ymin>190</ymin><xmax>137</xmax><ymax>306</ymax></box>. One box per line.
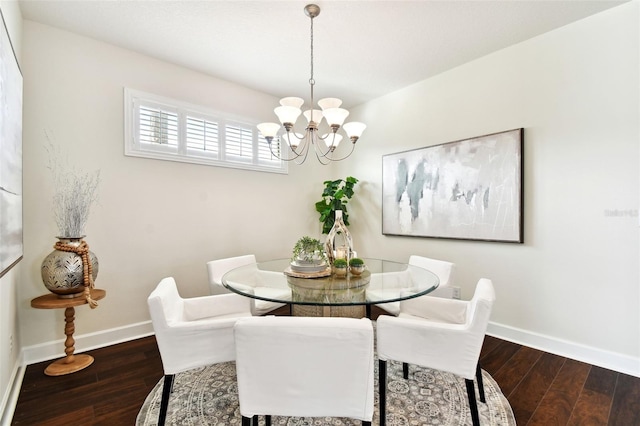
<box><xmin>21</xmin><ymin>320</ymin><xmax>154</xmax><ymax>365</ymax></box>
<box><xmin>487</xmin><ymin>321</ymin><xmax>640</xmax><ymax>378</ymax></box>
<box><xmin>0</xmin><ymin>354</ymin><xmax>25</xmax><ymax>426</ymax></box>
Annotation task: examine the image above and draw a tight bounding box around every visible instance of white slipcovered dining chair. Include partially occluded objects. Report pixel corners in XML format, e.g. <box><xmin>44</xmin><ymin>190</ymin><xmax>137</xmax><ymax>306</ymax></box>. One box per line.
<box><xmin>147</xmin><ymin>277</ymin><xmax>252</xmax><ymax>426</ymax></box>
<box><xmin>408</xmin><ymin>255</ymin><xmax>455</xmax><ymax>294</ymax></box>
<box><xmin>234</xmin><ymin>316</ymin><xmax>375</xmax><ymax>426</ymax></box>
<box><xmin>369</xmin><ymin>255</ymin><xmax>455</xmax><ymax>317</ymax></box>
<box><xmin>377</xmin><ymin>278</ymin><xmax>495</xmax><ymax>426</ymax></box>
<box><xmin>206</xmin><ymin>254</ymin><xmax>287</xmax><ymax>315</ymax></box>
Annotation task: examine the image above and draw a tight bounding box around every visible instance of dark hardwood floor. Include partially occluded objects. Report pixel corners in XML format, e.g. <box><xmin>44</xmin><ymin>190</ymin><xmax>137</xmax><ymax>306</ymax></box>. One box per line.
<box><xmin>11</xmin><ymin>306</ymin><xmax>640</xmax><ymax>425</ymax></box>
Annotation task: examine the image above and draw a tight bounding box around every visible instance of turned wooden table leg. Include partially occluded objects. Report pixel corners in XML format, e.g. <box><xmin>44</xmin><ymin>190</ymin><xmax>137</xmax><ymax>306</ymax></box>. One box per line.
<box><xmin>31</xmin><ymin>289</ymin><xmax>106</xmax><ymax>376</ymax></box>
<box><xmin>63</xmin><ymin>307</ymin><xmax>76</xmax><ymax>364</ymax></box>
<box><xmin>44</xmin><ymin>306</ymin><xmax>94</xmax><ymax>376</ymax></box>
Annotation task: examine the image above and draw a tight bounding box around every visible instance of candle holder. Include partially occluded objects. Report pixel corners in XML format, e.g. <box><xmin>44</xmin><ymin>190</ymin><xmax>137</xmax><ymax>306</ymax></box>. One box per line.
<box><xmin>324</xmin><ymin>210</ymin><xmax>354</xmax><ymax>266</ymax></box>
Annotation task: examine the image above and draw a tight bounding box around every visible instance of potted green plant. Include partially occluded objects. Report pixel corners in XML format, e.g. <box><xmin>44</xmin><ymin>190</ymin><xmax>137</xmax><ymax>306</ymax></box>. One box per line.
<box><xmin>333</xmin><ymin>258</ymin><xmax>348</xmax><ymax>277</ymax></box>
<box><xmin>315</xmin><ymin>176</ymin><xmax>359</xmax><ymax>234</ymax></box>
<box><xmin>291</xmin><ymin>236</ymin><xmax>327</xmax><ymax>265</ymax></box>
<box><xmin>349</xmin><ymin>257</ymin><xmax>365</xmax><ymax>276</ymax></box>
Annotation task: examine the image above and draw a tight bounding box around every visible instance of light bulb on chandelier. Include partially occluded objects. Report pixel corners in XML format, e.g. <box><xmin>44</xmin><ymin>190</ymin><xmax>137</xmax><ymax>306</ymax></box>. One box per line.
<box><xmin>257</xmin><ymin>4</ymin><xmax>366</xmax><ymax>165</ymax></box>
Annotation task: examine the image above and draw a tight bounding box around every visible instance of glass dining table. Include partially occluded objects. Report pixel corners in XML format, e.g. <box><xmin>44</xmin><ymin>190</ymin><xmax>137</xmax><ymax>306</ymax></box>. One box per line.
<box><xmin>222</xmin><ymin>258</ymin><xmax>439</xmax><ymax>318</ymax></box>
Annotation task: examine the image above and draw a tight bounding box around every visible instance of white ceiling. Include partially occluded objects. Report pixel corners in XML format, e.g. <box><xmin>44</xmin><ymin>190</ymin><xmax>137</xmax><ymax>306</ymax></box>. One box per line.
<box><xmin>18</xmin><ymin>0</ymin><xmax>627</xmax><ymax>108</ymax></box>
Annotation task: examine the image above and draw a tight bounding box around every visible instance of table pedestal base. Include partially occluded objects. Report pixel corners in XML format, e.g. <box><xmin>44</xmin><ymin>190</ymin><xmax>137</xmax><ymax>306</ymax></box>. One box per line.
<box><xmin>44</xmin><ymin>354</ymin><xmax>94</xmax><ymax>376</ymax></box>
<box><xmin>292</xmin><ymin>304</ymin><xmax>365</xmax><ymax>318</ymax></box>
<box><xmin>30</xmin><ymin>289</ymin><xmax>106</xmax><ymax>376</ymax></box>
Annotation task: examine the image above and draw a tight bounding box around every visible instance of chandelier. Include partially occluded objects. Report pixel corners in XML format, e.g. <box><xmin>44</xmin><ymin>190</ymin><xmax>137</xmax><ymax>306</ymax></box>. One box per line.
<box><xmin>257</xmin><ymin>4</ymin><xmax>366</xmax><ymax>165</ymax></box>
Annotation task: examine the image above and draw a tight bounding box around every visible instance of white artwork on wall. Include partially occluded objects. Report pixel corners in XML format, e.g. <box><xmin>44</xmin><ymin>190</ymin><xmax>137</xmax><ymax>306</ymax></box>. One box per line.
<box><xmin>0</xmin><ymin>12</ymin><xmax>23</xmax><ymax>277</ymax></box>
<box><xmin>382</xmin><ymin>129</ymin><xmax>523</xmax><ymax>243</ymax></box>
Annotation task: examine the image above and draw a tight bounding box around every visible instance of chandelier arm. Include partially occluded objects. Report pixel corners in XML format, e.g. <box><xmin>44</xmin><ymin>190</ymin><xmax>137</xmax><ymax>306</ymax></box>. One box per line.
<box><xmin>287</xmin><ymin>131</ymin><xmax>303</xmax><ymax>143</ymax></box>
<box><xmin>319</xmin><ymin>142</ymin><xmax>357</xmax><ymax>162</ymax></box>
<box><xmin>315</xmin><ymin>141</ymin><xmax>336</xmax><ymax>159</ymax></box>
<box><xmin>267</xmin><ymin>142</ymin><xmax>298</xmax><ymax>162</ymax></box>
<box><xmin>312</xmin><ymin>132</ymin><xmax>342</xmax><ymax>159</ymax></box>
<box><xmin>284</xmin><ymin>132</ymin><xmax>305</xmax><ymax>159</ymax></box>
<box><xmin>309</xmin><ymin>128</ymin><xmax>334</xmax><ymax>160</ymax></box>
<box><xmin>316</xmin><ymin>130</ymin><xmax>339</xmax><ymax>140</ymax></box>
<box><xmin>314</xmin><ymin>145</ymin><xmax>332</xmax><ymax>165</ymax></box>
<box><xmin>286</xmin><ymin>132</ymin><xmax>307</xmax><ymax>162</ymax></box>
<box><xmin>267</xmin><ymin>132</ymin><xmax>308</xmax><ymax>162</ymax></box>
<box><xmin>294</xmin><ymin>136</ymin><xmax>312</xmax><ymax>165</ymax></box>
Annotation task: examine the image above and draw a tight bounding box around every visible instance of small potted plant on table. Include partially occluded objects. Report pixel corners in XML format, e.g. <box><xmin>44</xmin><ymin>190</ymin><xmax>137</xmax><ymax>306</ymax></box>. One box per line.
<box><xmin>349</xmin><ymin>257</ymin><xmax>365</xmax><ymax>276</ymax></box>
<box><xmin>289</xmin><ymin>236</ymin><xmax>329</xmax><ymax>275</ymax></box>
<box><xmin>291</xmin><ymin>236</ymin><xmax>326</xmax><ymax>265</ymax></box>
<box><xmin>333</xmin><ymin>258</ymin><xmax>348</xmax><ymax>277</ymax></box>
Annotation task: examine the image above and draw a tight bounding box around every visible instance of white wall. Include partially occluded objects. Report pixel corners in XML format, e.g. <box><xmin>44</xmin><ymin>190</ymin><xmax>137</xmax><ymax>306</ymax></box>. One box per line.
<box><xmin>19</xmin><ymin>21</ymin><xmax>330</xmax><ymax>352</ymax></box>
<box><xmin>339</xmin><ymin>2</ymin><xmax>639</xmax><ymax>375</ymax></box>
<box><xmin>10</xmin><ymin>0</ymin><xmax>639</xmax><ymax>398</ymax></box>
<box><xmin>0</xmin><ymin>1</ymin><xmax>23</xmax><ymax>423</ymax></box>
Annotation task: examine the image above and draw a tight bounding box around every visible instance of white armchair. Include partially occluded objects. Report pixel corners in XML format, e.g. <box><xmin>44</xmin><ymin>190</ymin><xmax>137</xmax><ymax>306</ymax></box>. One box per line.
<box><xmin>147</xmin><ymin>277</ymin><xmax>252</xmax><ymax>426</ymax></box>
<box><xmin>234</xmin><ymin>316</ymin><xmax>375</xmax><ymax>426</ymax></box>
<box><xmin>206</xmin><ymin>254</ymin><xmax>287</xmax><ymax>315</ymax></box>
<box><xmin>369</xmin><ymin>255</ymin><xmax>455</xmax><ymax>316</ymax></box>
<box><xmin>377</xmin><ymin>278</ymin><xmax>495</xmax><ymax>426</ymax></box>
<box><xmin>408</xmin><ymin>255</ymin><xmax>455</xmax><ymax>294</ymax></box>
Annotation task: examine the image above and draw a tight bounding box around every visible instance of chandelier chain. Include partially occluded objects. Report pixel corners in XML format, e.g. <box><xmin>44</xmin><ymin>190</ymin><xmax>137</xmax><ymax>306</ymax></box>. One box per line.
<box><xmin>309</xmin><ymin>12</ymin><xmax>315</xmax><ymax>113</ymax></box>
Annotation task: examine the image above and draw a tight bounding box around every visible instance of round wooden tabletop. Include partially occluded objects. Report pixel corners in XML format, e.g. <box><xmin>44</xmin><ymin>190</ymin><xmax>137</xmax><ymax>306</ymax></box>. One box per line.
<box><xmin>31</xmin><ymin>289</ymin><xmax>106</xmax><ymax>309</ymax></box>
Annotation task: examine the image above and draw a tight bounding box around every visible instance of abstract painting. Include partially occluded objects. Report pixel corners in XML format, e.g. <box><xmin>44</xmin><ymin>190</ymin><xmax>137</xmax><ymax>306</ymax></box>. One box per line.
<box><xmin>0</xmin><ymin>11</ymin><xmax>23</xmax><ymax>277</ymax></box>
<box><xmin>382</xmin><ymin>129</ymin><xmax>523</xmax><ymax>243</ymax></box>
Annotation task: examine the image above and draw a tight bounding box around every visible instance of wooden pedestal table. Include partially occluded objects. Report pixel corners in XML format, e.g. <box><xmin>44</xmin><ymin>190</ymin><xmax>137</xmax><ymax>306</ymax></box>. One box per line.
<box><xmin>30</xmin><ymin>289</ymin><xmax>106</xmax><ymax>376</ymax></box>
<box><xmin>285</xmin><ymin>270</ymin><xmax>370</xmax><ymax>318</ymax></box>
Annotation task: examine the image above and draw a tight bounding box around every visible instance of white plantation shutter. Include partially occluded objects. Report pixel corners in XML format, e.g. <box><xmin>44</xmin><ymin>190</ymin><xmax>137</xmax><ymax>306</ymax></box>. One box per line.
<box><xmin>139</xmin><ymin>106</ymin><xmax>179</xmax><ymax>147</ymax></box>
<box><xmin>186</xmin><ymin>116</ymin><xmax>219</xmax><ymax>158</ymax></box>
<box><xmin>225</xmin><ymin>125</ymin><xmax>253</xmax><ymax>162</ymax></box>
<box><xmin>124</xmin><ymin>88</ymin><xmax>286</xmax><ymax>174</ymax></box>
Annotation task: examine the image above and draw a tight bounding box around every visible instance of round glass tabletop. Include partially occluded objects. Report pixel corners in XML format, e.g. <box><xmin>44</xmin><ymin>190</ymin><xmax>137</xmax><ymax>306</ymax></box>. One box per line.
<box><xmin>222</xmin><ymin>258</ymin><xmax>439</xmax><ymax>307</ymax></box>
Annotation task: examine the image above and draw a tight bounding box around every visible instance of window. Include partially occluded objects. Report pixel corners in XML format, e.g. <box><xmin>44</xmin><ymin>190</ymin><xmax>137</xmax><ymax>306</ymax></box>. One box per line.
<box><xmin>124</xmin><ymin>88</ymin><xmax>286</xmax><ymax>174</ymax></box>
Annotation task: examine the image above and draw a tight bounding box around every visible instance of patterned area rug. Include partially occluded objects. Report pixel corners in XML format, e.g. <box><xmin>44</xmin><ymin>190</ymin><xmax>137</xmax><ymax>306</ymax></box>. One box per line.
<box><xmin>137</xmin><ymin>359</ymin><xmax>515</xmax><ymax>425</ymax></box>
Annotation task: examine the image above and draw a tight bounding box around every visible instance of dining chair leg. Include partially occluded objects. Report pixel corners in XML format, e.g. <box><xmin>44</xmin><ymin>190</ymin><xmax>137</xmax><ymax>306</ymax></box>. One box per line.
<box><xmin>362</xmin><ymin>421</ymin><xmax>371</xmax><ymax>426</ymax></box>
<box><xmin>465</xmin><ymin>378</ymin><xmax>480</xmax><ymax>426</ymax></box>
<box><xmin>379</xmin><ymin>359</ymin><xmax>387</xmax><ymax>426</ymax></box>
<box><xmin>476</xmin><ymin>363</ymin><xmax>486</xmax><ymax>403</ymax></box>
<box><xmin>402</xmin><ymin>362</ymin><xmax>409</xmax><ymax>379</ymax></box>
<box><xmin>366</xmin><ymin>304</ymin><xmax>372</xmax><ymax>319</ymax></box>
<box><xmin>158</xmin><ymin>374</ymin><xmax>174</xmax><ymax>426</ymax></box>
<box><xmin>265</xmin><ymin>414</ymin><xmax>272</xmax><ymax>426</ymax></box>
<box><xmin>241</xmin><ymin>416</ymin><xmax>251</xmax><ymax>426</ymax></box>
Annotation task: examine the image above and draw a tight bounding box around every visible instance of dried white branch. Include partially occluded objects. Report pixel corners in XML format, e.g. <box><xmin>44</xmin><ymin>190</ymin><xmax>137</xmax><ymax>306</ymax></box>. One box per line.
<box><xmin>45</xmin><ymin>133</ymin><xmax>100</xmax><ymax>238</ymax></box>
